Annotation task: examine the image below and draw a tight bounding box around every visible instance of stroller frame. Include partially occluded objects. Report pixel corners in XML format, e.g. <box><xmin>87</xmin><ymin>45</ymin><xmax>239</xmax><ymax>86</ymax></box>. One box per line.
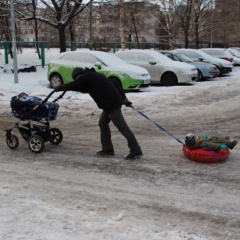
<box><xmin>5</xmin><ymin>90</ymin><xmax>66</xmax><ymax>153</ymax></box>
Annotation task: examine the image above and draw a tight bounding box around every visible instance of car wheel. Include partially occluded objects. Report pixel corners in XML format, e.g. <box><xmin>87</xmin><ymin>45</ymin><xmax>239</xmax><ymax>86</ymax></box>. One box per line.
<box><xmin>109</xmin><ymin>77</ymin><xmax>124</xmax><ymax>90</ymax></box>
<box><xmin>197</xmin><ymin>70</ymin><xmax>202</xmax><ymax>81</ymax></box>
<box><xmin>50</xmin><ymin>74</ymin><xmax>63</xmax><ymax>88</ymax></box>
<box><xmin>161</xmin><ymin>73</ymin><xmax>178</xmax><ymax>86</ymax></box>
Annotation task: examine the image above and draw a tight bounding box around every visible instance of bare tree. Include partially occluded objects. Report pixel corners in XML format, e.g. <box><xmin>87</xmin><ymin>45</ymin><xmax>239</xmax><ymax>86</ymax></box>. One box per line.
<box><xmin>151</xmin><ymin>0</ymin><xmax>175</xmax><ymax>49</ymax></box>
<box><xmin>191</xmin><ymin>0</ymin><xmax>212</xmax><ymax>49</ymax></box>
<box><xmin>174</xmin><ymin>0</ymin><xmax>195</xmax><ymax>48</ymax></box>
<box><xmin>13</xmin><ymin>0</ymin><xmax>94</xmax><ymax>52</ymax></box>
<box><xmin>123</xmin><ymin>1</ymin><xmax>151</xmax><ymax>48</ymax></box>
<box><xmin>0</xmin><ymin>0</ymin><xmax>13</xmax><ymax>57</ymax></box>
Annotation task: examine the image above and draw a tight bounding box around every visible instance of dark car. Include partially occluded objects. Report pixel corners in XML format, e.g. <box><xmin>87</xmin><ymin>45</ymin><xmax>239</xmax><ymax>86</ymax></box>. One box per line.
<box><xmin>200</xmin><ymin>48</ymin><xmax>234</xmax><ymax>64</ymax></box>
<box><xmin>175</xmin><ymin>48</ymin><xmax>233</xmax><ymax>76</ymax></box>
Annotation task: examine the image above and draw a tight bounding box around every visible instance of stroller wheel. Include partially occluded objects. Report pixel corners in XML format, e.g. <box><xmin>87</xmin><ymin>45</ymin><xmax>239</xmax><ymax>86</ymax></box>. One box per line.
<box><xmin>6</xmin><ymin>134</ymin><xmax>19</xmax><ymax>149</ymax></box>
<box><xmin>28</xmin><ymin>135</ymin><xmax>44</xmax><ymax>153</ymax></box>
<box><xmin>49</xmin><ymin>128</ymin><xmax>63</xmax><ymax>145</ymax></box>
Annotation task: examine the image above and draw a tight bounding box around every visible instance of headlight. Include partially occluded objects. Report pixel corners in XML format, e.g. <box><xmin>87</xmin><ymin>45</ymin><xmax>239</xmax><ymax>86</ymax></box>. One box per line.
<box><xmin>120</xmin><ymin>72</ymin><xmax>150</xmax><ymax>80</ymax></box>
<box><xmin>208</xmin><ymin>66</ymin><xmax>217</xmax><ymax>71</ymax></box>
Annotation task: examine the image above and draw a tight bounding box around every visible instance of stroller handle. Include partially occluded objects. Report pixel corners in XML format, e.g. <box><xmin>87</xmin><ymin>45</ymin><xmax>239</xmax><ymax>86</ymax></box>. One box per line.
<box><xmin>42</xmin><ymin>90</ymin><xmax>66</xmax><ymax>104</ymax></box>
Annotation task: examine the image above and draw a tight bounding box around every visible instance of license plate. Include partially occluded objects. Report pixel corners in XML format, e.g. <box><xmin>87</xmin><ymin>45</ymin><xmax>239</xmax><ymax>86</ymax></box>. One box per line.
<box><xmin>144</xmin><ymin>79</ymin><xmax>151</xmax><ymax>84</ymax></box>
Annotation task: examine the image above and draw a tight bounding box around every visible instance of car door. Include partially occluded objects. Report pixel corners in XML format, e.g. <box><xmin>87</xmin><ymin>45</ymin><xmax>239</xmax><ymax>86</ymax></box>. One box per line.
<box><xmin>133</xmin><ymin>52</ymin><xmax>160</xmax><ymax>82</ymax></box>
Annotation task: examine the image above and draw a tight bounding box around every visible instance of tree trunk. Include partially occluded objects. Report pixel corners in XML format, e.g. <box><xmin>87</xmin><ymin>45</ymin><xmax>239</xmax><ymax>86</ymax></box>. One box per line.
<box><xmin>34</xmin><ymin>18</ymin><xmax>41</xmax><ymax>59</ymax></box>
<box><xmin>119</xmin><ymin>0</ymin><xmax>125</xmax><ymax>50</ymax></box>
<box><xmin>167</xmin><ymin>0</ymin><xmax>175</xmax><ymax>49</ymax></box>
<box><xmin>194</xmin><ymin>15</ymin><xmax>199</xmax><ymax>49</ymax></box>
<box><xmin>58</xmin><ymin>27</ymin><xmax>67</xmax><ymax>53</ymax></box>
<box><xmin>185</xmin><ymin>34</ymin><xmax>189</xmax><ymax>48</ymax></box>
<box><xmin>32</xmin><ymin>0</ymin><xmax>41</xmax><ymax>59</ymax></box>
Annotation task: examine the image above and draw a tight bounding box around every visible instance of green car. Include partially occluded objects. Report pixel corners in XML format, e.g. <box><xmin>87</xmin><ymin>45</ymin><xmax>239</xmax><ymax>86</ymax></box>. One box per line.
<box><xmin>47</xmin><ymin>50</ymin><xmax>151</xmax><ymax>91</ymax></box>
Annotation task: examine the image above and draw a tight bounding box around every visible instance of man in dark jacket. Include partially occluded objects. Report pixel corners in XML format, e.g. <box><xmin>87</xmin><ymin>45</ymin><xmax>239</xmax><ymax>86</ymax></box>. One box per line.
<box><xmin>55</xmin><ymin>67</ymin><xmax>142</xmax><ymax>160</ymax></box>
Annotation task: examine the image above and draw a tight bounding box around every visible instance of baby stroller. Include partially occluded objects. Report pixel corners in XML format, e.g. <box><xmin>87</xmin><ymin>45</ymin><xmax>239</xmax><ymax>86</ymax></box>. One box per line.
<box><xmin>5</xmin><ymin>90</ymin><xmax>66</xmax><ymax>153</ymax></box>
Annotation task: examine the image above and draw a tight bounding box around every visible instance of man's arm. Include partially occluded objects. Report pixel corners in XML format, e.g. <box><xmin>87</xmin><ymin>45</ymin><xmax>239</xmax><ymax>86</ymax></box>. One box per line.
<box><xmin>109</xmin><ymin>78</ymin><xmax>126</xmax><ymax>99</ymax></box>
<box><xmin>109</xmin><ymin>78</ymin><xmax>132</xmax><ymax>106</ymax></box>
<box><xmin>55</xmin><ymin>81</ymin><xmax>78</xmax><ymax>92</ymax></box>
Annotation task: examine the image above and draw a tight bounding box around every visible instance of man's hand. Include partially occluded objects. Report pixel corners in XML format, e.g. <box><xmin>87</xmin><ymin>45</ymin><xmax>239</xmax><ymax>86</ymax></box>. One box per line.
<box><xmin>54</xmin><ymin>86</ymin><xmax>59</xmax><ymax>92</ymax></box>
<box><xmin>123</xmin><ymin>98</ymin><xmax>132</xmax><ymax>107</ymax></box>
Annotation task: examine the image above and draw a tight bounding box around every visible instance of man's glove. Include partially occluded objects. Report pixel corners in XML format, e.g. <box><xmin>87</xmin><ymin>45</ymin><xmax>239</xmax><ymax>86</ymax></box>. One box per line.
<box><xmin>220</xmin><ymin>144</ymin><xmax>227</xmax><ymax>150</ymax></box>
<box><xmin>123</xmin><ymin>98</ymin><xmax>132</xmax><ymax>107</ymax></box>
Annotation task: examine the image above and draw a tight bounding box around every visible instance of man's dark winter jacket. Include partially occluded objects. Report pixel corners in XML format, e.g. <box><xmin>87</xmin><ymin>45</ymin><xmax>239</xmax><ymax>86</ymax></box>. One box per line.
<box><xmin>56</xmin><ymin>70</ymin><xmax>126</xmax><ymax>113</ymax></box>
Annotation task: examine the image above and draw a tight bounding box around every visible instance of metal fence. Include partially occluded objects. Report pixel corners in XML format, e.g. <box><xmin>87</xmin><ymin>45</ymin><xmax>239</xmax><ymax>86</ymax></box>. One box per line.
<box><xmin>0</xmin><ymin>41</ymin><xmax>210</xmax><ymax>67</ymax></box>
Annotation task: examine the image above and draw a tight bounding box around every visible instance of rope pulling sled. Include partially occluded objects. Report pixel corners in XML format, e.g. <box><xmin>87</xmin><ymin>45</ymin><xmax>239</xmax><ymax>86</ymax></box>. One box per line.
<box><xmin>129</xmin><ymin>105</ymin><xmax>230</xmax><ymax>163</ymax></box>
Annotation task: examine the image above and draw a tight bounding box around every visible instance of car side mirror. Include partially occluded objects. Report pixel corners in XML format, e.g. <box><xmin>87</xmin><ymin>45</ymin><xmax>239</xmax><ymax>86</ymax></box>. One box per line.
<box><xmin>94</xmin><ymin>62</ymin><xmax>102</xmax><ymax>69</ymax></box>
<box><xmin>149</xmin><ymin>59</ymin><xmax>157</xmax><ymax>65</ymax></box>
<box><xmin>198</xmin><ymin>57</ymin><xmax>203</xmax><ymax>61</ymax></box>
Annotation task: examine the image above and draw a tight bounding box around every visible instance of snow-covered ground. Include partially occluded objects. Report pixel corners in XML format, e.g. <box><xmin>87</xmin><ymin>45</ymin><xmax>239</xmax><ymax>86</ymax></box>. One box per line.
<box><xmin>1</xmin><ymin>48</ymin><xmax>240</xmax><ymax>240</ymax></box>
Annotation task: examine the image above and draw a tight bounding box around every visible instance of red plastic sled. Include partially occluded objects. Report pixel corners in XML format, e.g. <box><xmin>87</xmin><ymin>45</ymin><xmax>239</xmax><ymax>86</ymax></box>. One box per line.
<box><xmin>182</xmin><ymin>145</ymin><xmax>230</xmax><ymax>163</ymax></box>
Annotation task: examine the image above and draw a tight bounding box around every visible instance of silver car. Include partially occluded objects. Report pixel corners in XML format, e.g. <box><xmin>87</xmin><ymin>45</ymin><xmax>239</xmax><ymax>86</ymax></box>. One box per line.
<box><xmin>115</xmin><ymin>49</ymin><xmax>198</xmax><ymax>86</ymax></box>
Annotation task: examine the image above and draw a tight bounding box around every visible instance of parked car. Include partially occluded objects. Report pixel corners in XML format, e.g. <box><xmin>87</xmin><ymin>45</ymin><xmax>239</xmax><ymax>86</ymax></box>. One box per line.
<box><xmin>115</xmin><ymin>49</ymin><xmax>198</xmax><ymax>86</ymax></box>
<box><xmin>226</xmin><ymin>47</ymin><xmax>240</xmax><ymax>55</ymax></box>
<box><xmin>47</xmin><ymin>50</ymin><xmax>151</xmax><ymax>91</ymax></box>
<box><xmin>200</xmin><ymin>48</ymin><xmax>234</xmax><ymax>64</ymax></box>
<box><xmin>159</xmin><ymin>50</ymin><xmax>219</xmax><ymax>81</ymax></box>
<box><xmin>226</xmin><ymin>48</ymin><xmax>240</xmax><ymax>58</ymax></box>
<box><xmin>175</xmin><ymin>49</ymin><xmax>233</xmax><ymax>76</ymax></box>
<box><xmin>231</xmin><ymin>56</ymin><xmax>240</xmax><ymax>66</ymax></box>
<box><xmin>225</xmin><ymin>48</ymin><xmax>240</xmax><ymax>66</ymax></box>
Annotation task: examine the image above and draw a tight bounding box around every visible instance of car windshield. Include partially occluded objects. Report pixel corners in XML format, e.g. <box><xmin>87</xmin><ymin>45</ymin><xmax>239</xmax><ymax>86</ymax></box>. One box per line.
<box><xmin>227</xmin><ymin>49</ymin><xmax>240</xmax><ymax>56</ymax></box>
<box><xmin>91</xmin><ymin>52</ymin><xmax>128</xmax><ymax>66</ymax></box>
<box><xmin>197</xmin><ymin>50</ymin><xmax>213</xmax><ymax>59</ymax></box>
<box><xmin>176</xmin><ymin>53</ymin><xmax>193</xmax><ymax>62</ymax></box>
<box><xmin>146</xmin><ymin>51</ymin><xmax>173</xmax><ymax>63</ymax></box>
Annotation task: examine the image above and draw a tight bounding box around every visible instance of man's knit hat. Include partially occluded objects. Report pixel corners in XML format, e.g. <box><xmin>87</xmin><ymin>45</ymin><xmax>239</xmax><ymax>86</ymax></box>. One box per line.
<box><xmin>72</xmin><ymin>67</ymin><xmax>85</xmax><ymax>79</ymax></box>
<box><xmin>185</xmin><ymin>133</ymin><xmax>196</xmax><ymax>146</ymax></box>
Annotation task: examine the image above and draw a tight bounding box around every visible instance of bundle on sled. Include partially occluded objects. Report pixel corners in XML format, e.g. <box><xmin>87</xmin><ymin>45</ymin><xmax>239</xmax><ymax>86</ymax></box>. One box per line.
<box><xmin>182</xmin><ymin>133</ymin><xmax>238</xmax><ymax>163</ymax></box>
<box><xmin>5</xmin><ymin>90</ymin><xmax>65</xmax><ymax>153</ymax></box>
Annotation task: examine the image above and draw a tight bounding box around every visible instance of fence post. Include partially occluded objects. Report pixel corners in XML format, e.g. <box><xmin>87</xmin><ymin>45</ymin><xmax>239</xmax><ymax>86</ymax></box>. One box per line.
<box><xmin>113</xmin><ymin>42</ymin><xmax>116</xmax><ymax>53</ymax></box>
<box><xmin>153</xmin><ymin>42</ymin><xmax>156</xmax><ymax>50</ymax></box>
<box><xmin>70</xmin><ymin>41</ymin><xmax>74</xmax><ymax>51</ymax></box>
<box><xmin>141</xmin><ymin>42</ymin><xmax>145</xmax><ymax>49</ymax></box>
<box><xmin>128</xmin><ymin>42</ymin><xmax>132</xmax><ymax>50</ymax></box>
<box><xmin>40</xmin><ymin>42</ymin><xmax>45</xmax><ymax>68</ymax></box>
<box><xmin>4</xmin><ymin>41</ymin><xmax>8</xmax><ymax>64</ymax></box>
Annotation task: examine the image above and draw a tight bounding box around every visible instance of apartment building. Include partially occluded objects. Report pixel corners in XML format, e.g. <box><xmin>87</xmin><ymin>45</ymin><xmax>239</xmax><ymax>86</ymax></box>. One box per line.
<box><xmin>214</xmin><ymin>0</ymin><xmax>240</xmax><ymax>46</ymax></box>
<box><xmin>10</xmin><ymin>0</ymin><xmax>240</xmax><ymax>48</ymax></box>
<box><xmin>14</xmin><ymin>1</ymin><xmax>160</xmax><ymax>44</ymax></box>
